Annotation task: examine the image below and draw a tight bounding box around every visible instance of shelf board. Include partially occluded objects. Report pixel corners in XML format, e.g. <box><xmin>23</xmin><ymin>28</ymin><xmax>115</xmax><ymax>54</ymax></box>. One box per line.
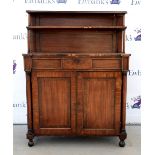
<box><xmin>23</xmin><ymin>52</ymin><xmax>131</xmax><ymax>58</ymax></box>
<box><xmin>26</xmin><ymin>10</ymin><xmax>127</xmax><ymax>14</ymax></box>
<box><xmin>27</xmin><ymin>26</ymin><xmax>127</xmax><ymax>30</ymax></box>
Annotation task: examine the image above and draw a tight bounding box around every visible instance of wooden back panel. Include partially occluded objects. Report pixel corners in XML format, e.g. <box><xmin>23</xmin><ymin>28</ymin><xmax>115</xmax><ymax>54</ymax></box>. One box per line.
<box><xmin>28</xmin><ymin>11</ymin><xmax>126</xmax><ymax>26</ymax></box>
<box><xmin>31</xmin><ymin>29</ymin><xmax>116</xmax><ymax>53</ymax></box>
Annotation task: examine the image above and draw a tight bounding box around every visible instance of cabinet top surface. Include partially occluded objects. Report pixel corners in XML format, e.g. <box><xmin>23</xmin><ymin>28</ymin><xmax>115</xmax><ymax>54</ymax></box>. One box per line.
<box><xmin>26</xmin><ymin>10</ymin><xmax>127</xmax><ymax>14</ymax></box>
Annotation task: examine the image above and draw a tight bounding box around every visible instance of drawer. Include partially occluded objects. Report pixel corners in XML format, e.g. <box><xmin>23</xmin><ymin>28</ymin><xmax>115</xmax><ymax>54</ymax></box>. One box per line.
<box><xmin>31</xmin><ymin>57</ymin><xmax>123</xmax><ymax>70</ymax></box>
<box><xmin>62</xmin><ymin>58</ymin><xmax>92</xmax><ymax>69</ymax></box>
<box><xmin>32</xmin><ymin>59</ymin><xmax>61</xmax><ymax>69</ymax></box>
<box><xmin>92</xmin><ymin>58</ymin><xmax>121</xmax><ymax>69</ymax></box>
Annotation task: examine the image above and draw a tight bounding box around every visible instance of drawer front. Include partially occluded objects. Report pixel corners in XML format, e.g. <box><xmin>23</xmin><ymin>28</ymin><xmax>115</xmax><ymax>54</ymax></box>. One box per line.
<box><xmin>62</xmin><ymin>58</ymin><xmax>92</xmax><ymax>69</ymax></box>
<box><xmin>32</xmin><ymin>59</ymin><xmax>61</xmax><ymax>69</ymax></box>
<box><xmin>32</xmin><ymin>57</ymin><xmax>122</xmax><ymax>70</ymax></box>
<box><xmin>92</xmin><ymin>58</ymin><xmax>121</xmax><ymax>69</ymax></box>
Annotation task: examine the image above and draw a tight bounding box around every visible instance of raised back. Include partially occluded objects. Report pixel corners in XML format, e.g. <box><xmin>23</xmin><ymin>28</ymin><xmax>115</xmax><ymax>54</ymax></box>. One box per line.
<box><xmin>27</xmin><ymin>11</ymin><xmax>126</xmax><ymax>53</ymax></box>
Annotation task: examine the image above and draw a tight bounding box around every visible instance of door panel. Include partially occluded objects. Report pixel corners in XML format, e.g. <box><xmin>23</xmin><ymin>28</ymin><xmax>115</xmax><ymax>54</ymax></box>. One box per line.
<box><xmin>77</xmin><ymin>72</ymin><xmax>122</xmax><ymax>136</ymax></box>
<box><xmin>38</xmin><ymin>77</ymin><xmax>70</xmax><ymax>128</ymax></box>
<box><xmin>83</xmin><ymin>78</ymin><xmax>115</xmax><ymax>129</ymax></box>
<box><xmin>32</xmin><ymin>71</ymin><xmax>76</xmax><ymax>135</ymax></box>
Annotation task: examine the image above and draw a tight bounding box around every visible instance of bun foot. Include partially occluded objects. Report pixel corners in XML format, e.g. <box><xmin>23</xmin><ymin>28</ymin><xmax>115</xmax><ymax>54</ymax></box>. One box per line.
<box><xmin>27</xmin><ymin>130</ymin><xmax>34</xmax><ymax>147</ymax></box>
<box><xmin>119</xmin><ymin>129</ymin><xmax>127</xmax><ymax>147</ymax></box>
<box><xmin>119</xmin><ymin>140</ymin><xmax>125</xmax><ymax>147</ymax></box>
<box><xmin>28</xmin><ymin>141</ymin><xmax>34</xmax><ymax>147</ymax></box>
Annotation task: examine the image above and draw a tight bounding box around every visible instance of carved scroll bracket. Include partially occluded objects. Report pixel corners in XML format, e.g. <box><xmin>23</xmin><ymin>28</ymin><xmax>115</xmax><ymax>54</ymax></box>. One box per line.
<box><xmin>23</xmin><ymin>54</ymin><xmax>32</xmax><ymax>74</ymax></box>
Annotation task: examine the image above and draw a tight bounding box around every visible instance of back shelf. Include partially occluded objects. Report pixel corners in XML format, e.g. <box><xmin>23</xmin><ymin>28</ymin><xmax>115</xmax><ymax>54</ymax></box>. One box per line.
<box><xmin>27</xmin><ymin>26</ymin><xmax>126</xmax><ymax>30</ymax></box>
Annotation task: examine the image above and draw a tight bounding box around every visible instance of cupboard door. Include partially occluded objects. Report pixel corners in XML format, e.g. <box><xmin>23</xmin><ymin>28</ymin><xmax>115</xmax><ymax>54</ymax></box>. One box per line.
<box><xmin>77</xmin><ymin>72</ymin><xmax>122</xmax><ymax>136</ymax></box>
<box><xmin>32</xmin><ymin>71</ymin><xmax>76</xmax><ymax>135</ymax></box>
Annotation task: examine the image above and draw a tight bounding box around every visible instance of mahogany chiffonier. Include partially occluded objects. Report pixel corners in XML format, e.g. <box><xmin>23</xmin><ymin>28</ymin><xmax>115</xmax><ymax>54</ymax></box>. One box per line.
<box><xmin>23</xmin><ymin>10</ymin><xmax>130</xmax><ymax>147</ymax></box>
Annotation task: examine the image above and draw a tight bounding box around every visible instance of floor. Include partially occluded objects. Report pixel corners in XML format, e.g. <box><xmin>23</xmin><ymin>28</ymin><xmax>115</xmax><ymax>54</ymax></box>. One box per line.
<box><xmin>13</xmin><ymin>125</ymin><xmax>141</xmax><ymax>155</ymax></box>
